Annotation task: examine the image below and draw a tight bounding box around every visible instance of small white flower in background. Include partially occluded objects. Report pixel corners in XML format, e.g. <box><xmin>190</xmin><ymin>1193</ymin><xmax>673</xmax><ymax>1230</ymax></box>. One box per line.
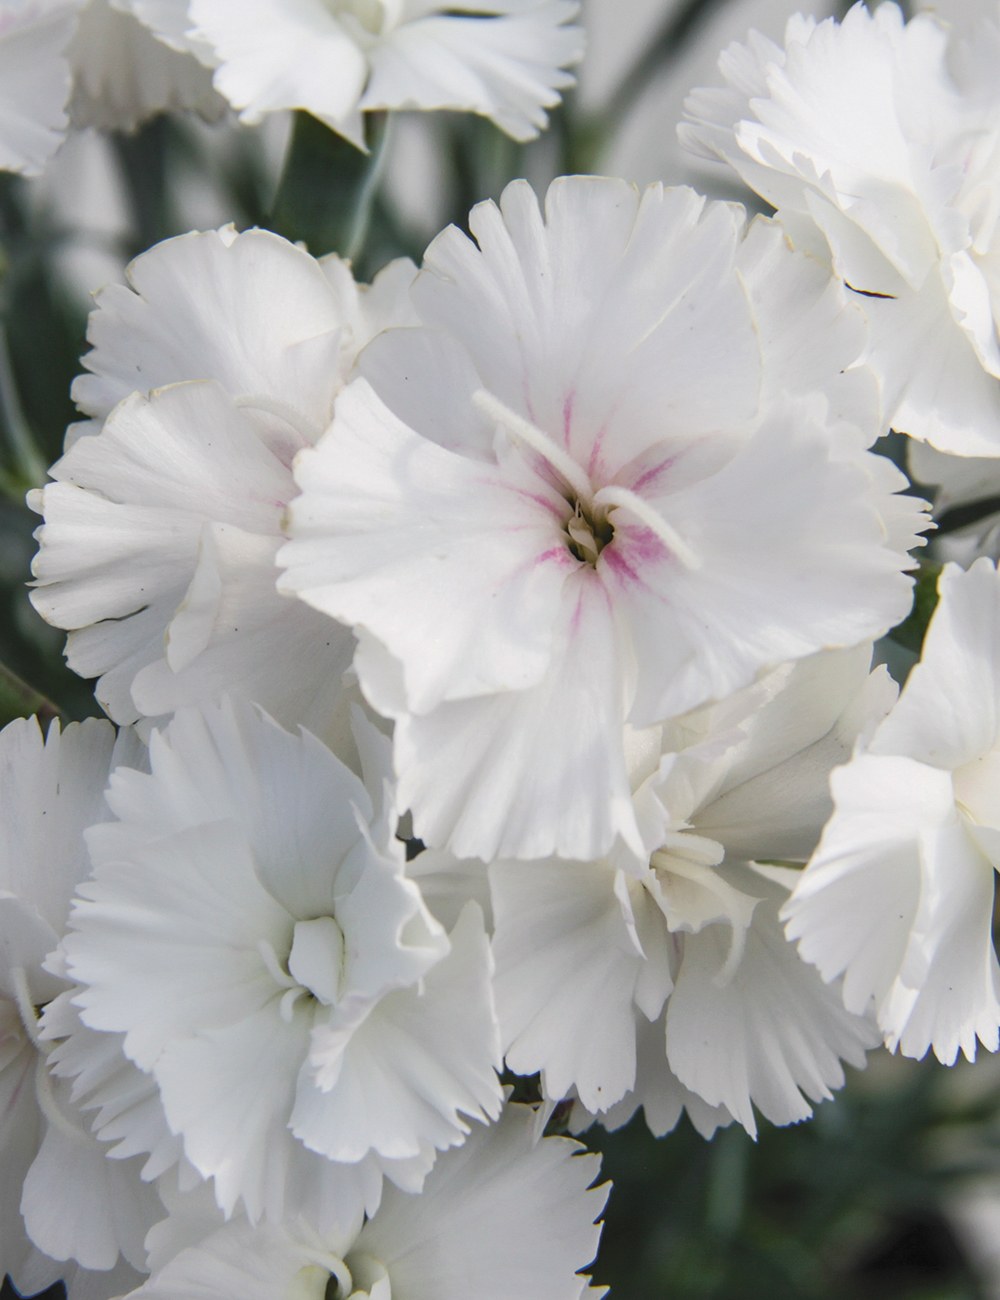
<box><xmin>0</xmin><ymin>0</ymin><xmax>219</xmax><ymax>176</ymax></box>
<box><xmin>125</xmin><ymin>1101</ymin><xmax>608</xmax><ymax>1300</ymax></box>
<box><xmin>0</xmin><ymin>713</ymin><xmax>163</xmax><ymax>1300</ymax></box>
<box><xmin>29</xmin><ymin>225</ymin><xmax>418</xmax><ymax>746</ymax></box>
<box><xmin>681</xmin><ymin>2</ymin><xmax>1000</xmax><ymax>456</ymax></box>
<box><xmin>279</xmin><ymin>174</ymin><xmax>926</xmax><ymax>865</ymax></box>
<box><xmin>61</xmin><ymin>697</ymin><xmax>503</xmax><ymax>1229</ymax></box>
<box><xmin>488</xmin><ymin>644</ymin><xmax>889</xmax><ymax>1138</ymax></box>
<box><xmin>136</xmin><ymin>0</ymin><xmax>585</xmax><ymax>148</ymax></box>
<box><xmin>784</xmin><ymin>559</ymin><xmax>1000</xmax><ymax>1064</ymax></box>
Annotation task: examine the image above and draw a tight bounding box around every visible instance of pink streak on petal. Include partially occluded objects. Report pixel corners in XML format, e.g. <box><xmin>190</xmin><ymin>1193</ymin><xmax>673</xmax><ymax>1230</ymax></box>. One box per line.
<box><xmin>562</xmin><ymin>392</ymin><xmax>575</xmax><ymax>450</ymax></box>
<box><xmin>629</xmin><ymin>454</ymin><xmax>682</xmax><ymax>497</ymax></box>
<box><xmin>600</xmin><ymin>526</ymin><xmax>671</xmax><ymax>591</ymax></box>
<box><xmin>567</xmin><ymin>565</ymin><xmax>613</xmax><ymax>634</ymax></box>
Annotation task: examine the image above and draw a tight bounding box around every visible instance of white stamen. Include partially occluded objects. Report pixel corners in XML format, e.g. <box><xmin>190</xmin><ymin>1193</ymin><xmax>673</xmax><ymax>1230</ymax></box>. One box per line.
<box><xmin>472</xmin><ymin>389</ymin><xmax>593</xmax><ymax>504</ymax></box>
<box><xmin>34</xmin><ymin>1052</ymin><xmax>94</xmax><ymax>1145</ymax></box>
<box><xmin>258</xmin><ymin>938</ymin><xmax>297</xmax><ymax>990</ymax></box>
<box><xmin>593</xmin><ymin>485</ymin><xmax>702</xmax><ymax>570</ymax></box>
<box><xmin>299</xmin><ymin>1247</ymin><xmax>353</xmax><ymax>1297</ymax></box>
<box><xmin>280</xmin><ymin>986</ymin><xmax>308</xmax><ymax>1022</ymax></box>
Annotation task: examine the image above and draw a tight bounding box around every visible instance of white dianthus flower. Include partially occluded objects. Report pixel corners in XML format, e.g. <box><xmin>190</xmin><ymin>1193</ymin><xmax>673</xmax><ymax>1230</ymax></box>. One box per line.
<box><xmin>0</xmin><ymin>713</ymin><xmax>162</xmax><ymax>1299</ymax></box>
<box><xmin>29</xmin><ymin>225</ymin><xmax>418</xmax><ymax>742</ymax></box>
<box><xmin>489</xmin><ymin>645</ymin><xmax>888</xmax><ymax>1138</ymax></box>
<box><xmin>135</xmin><ymin>0</ymin><xmax>585</xmax><ymax>147</ymax></box>
<box><xmin>279</xmin><ymin>174</ymin><xmax>926</xmax><ymax>864</ymax></box>
<box><xmin>784</xmin><ymin>559</ymin><xmax>1000</xmax><ymax>1064</ymax></box>
<box><xmin>0</xmin><ymin>0</ymin><xmax>219</xmax><ymax>176</ymax></box>
<box><xmin>61</xmin><ymin>697</ymin><xmax>503</xmax><ymax>1228</ymax></box>
<box><xmin>682</xmin><ymin>2</ymin><xmax>1000</xmax><ymax>455</ymax></box>
<box><xmin>124</xmin><ymin>1101</ymin><xmax>608</xmax><ymax>1300</ymax></box>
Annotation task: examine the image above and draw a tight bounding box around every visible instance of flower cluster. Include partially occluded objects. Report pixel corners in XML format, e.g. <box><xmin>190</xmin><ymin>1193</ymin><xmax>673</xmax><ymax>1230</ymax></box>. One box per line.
<box><xmin>7</xmin><ymin>1</ymin><xmax>1000</xmax><ymax>1297</ymax></box>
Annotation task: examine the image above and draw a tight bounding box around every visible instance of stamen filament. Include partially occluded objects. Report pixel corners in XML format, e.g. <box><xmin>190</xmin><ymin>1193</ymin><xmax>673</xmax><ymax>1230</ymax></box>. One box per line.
<box><xmin>472</xmin><ymin>389</ymin><xmax>593</xmax><ymax>504</ymax></box>
<box><xmin>258</xmin><ymin>938</ymin><xmax>297</xmax><ymax>990</ymax></box>
<box><xmin>593</xmin><ymin>485</ymin><xmax>702</xmax><ymax>570</ymax></box>
<box><xmin>34</xmin><ymin>1052</ymin><xmax>94</xmax><ymax>1145</ymax></box>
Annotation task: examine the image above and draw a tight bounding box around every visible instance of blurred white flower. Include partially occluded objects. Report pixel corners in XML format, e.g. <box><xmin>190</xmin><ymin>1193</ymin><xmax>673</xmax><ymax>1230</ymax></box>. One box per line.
<box><xmin>0</xmin><ymin>0</ymin><xmax>220</xmax><ymax>176</ymax></box>
<box><xmin>279</xmin><ymin>175</ymin><xmax>925</xmax><ymax>864</ymax></box>
<box><xmin>124</xmin><ymin>1100</ymin><xmax>608</xmax><ymax>1300</ymax></box>
<box><xmin>682</xmin><ymin>2</ymin><xmax>1000</xmax><ymax>455</ymax></box>
<box><xmin>0</xmin><ymin>1</ymin><xmax>79</xmax><ymax>175</ymax></box>
<box><xmin>29</xmin><ymin>225</ymin><xmax>418</xmax><ymax>743</ymax></box>
<box><xmin>137</xmin><ymin>0</ymin><xmax>585</xmax><ymax>148</ymax></box>
<box><xmin>0</xmin><ymin>713</ymin><xmax>161</xmax><ymax>1298</ymax></box>
<box><xmin>489</xmin><ymin>645</ymin><xmax>888</xmax><ymax>1137</ymax></box>
<box><xmin>596</xmin><ymin>0</ymin><xmax>839</xmax><ymax>194</ymax></box>
<box><xmin>784</xmin><ymin>559</ymin><xmax>1000</xmax><ymax>1064</ymax></box>
<box><xmin>67</xmin><ymin>0</ymin><xmax>222</xmax><ymax>131</ymax></box>
<box><xmin>62</xmin><ymin>698</ymin><xmax>503</xmax><ymax>1225</ymax></box>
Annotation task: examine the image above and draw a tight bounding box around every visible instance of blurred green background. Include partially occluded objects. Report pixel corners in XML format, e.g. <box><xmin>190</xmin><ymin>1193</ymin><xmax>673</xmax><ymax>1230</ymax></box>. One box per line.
<box><xmin>5</xmin><ymin>2</ymin><xmax>1000</xmax><ymax>1297</ymax></box>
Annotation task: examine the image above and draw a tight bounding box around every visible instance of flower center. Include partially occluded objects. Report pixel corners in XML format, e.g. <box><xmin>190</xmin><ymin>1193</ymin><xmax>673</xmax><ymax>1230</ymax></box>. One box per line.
<box><xmin>259</xmin><ymin>916</ymin><xmax>346</xmax><ymax>1022</ymax></box>
<box><xmin>565</xmin><ymin>499</ymin><xmax>614</xmax><ymax>566</ymax></box>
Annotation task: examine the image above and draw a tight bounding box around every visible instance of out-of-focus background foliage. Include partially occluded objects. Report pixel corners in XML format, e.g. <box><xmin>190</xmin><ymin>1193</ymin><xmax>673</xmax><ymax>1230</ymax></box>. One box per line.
<box><xmin>4</xmin><ymin>1</ymin><xmax>1000</xmax><ymax>1297</ymax></box>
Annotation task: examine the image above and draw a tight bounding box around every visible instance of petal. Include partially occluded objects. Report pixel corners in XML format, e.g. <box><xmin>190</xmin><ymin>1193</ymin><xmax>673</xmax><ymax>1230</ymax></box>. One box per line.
<box><xmin>386</xmin><ymin>571</ymin><xmax>640</xmax><ymax>862</ymax></box>
<box><xmin>153</xmin><ymin>999</ymin><xmax>311</xmax><ymax>1220</ymax></box>
<box><xmin>21</xmin><ymin>1077</ymin><xmax>163</xmax><ymax>1271</ymax></box>
<box><xmin>785</xmin><ymin>751</ymin><xmax>1000</xmax><ymax>1061</ymax></box>
<box><xmin>608</xmin><ymin>400</ymin><xmax>921</xmax><ymax>722</ymax></box>
<box><xmin>872</xmin><ymin>559</ymin><xmax>1000</xmax><ymax>770</ymax></box>
<box><xmin>361</xmin><ymin>3</ymin><xmax>583</xmax><ymax>141</ymax></box>
<box><xmin>0</xmin><ymin>714</ymin><xmax>117</xmax><ymax>938</ymax></box>
<box><xmin>65</xmin><ymin>819</ymin><xmax>293</xmax><ymax>1072</ymax></box>
<box><xmin>0</xmin><ymin>3</ymin><xmax>76</xmax><ymax>177</ymax></box>
<box><xmin>490</xmin><ymin>858</ymin><xmax>656</xmax><ymax>1113</ymax></box>
<box><xmin>410</xmin><ymin>178</ymin><xmax>761</xmax><ymax>479</ymax></box>
<box><xmin>72</xmin><ymin>226</ymin><xmax>348</xmax><ymax>434</ymax></box>
<box><xmin>280</xmin><ymin>377</ymin><xmax>572</xmax><ymax>712</ymax></box>
<box><xmin>576</xmin><ymin>1010</ymin><xmax>733</xmax><ymax>1142</ymax></box>
<box><xmin>351</xmin><ymin>1101</ymin><xmax>607</xmax><ymax>1300</ymax></box>
<box><xmin>67</xmin><ymin>0</ymin><xmax>221</xmax><ymax>131</ymax></box>
<box><xmin>292</xmin><ymin>902</ymin><xmax>502</xmax><ymax>1162</ymax></box>
<box><xmin>130</xmin><ymin>1217</ymin><xmax>316</xmax><ymax>1300</ymax></box>
<box><xmin>190</xmin><ymin>0</ymin><xmax>368</xmax><ymax>130</ymax></box>
<box><xmin>667</xmin><ymin>865</ymin><xmax>876</xmax><ymax>1136</ymax></box>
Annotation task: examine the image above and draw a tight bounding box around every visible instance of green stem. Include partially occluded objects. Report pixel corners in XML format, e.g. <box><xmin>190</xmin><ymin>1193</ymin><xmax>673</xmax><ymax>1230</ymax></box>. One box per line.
<box><xmin>0</xmin><ymin>660</ymin><xmax>65</xmax><ymax>729</ymax></box>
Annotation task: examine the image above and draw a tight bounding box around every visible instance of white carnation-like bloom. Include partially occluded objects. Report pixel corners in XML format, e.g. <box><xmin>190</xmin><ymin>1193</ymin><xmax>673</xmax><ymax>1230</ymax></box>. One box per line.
<box><xmin>784</xmin><ymin>559</ymin><xmax>1000</xmax><ymax>1064</ymax></box>
<box><xmin>125</xmin><ymin>1101</ymin><xmax>608</xmax><ymax>1300</ymax></box>
<box><xmin>0</xmin><ymin>713</ymin><xmax>162</xmax><ymax>1299</ymax></box>
<box><xmin>136</xmin><ymin>0</ymin><xmax>584</xmax><ymax>148</ymax></box>
<box><xmin>30</xmin><ymin>225</ymin><xmax>418</xmax><ymax>742</ymax></box>
<box><xmin>682</xmin><ymin>2</ymin><xmax>1000</xmax><ymax>456</ymax></box>
<box><xmin>490</xmin><ymin>645</ymin><xmax>888</xmax><ymax>1137</ymax></box>
<box><xmin>0</xmin><ymin>0</ymin><xmax>219</xmax><ymax>176</ymax></box>
<box><xmin>61</xmin><ymin>697</ymin><xmax>503</xmax><ymax>1229</ymax></box>
<box><xmin>279</xmin><ymin>175</ymin><xmax>926</xmax><ymax>864</ymax></box>
<box><xmin>66</xmin><ymin>0</ymin><xmax>222</xmax><ymax>131</ymax></box>
<box><xmin>0</xmin><ymin>1</ymin><xmax>79</xmax><ymax>175</ymax></box>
